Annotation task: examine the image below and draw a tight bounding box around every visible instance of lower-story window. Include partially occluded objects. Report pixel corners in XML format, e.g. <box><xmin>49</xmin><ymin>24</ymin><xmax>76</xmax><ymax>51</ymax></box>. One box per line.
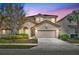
<box><xmin>70</xmin><ymin>34</ymin><xmax>78</xmax><ymax>38</ymax></box>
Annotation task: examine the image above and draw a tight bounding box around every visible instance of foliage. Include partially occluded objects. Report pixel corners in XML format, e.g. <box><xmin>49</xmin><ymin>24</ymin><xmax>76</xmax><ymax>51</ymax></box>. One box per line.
<box><xmin>0</xmin><ymin>45</ymin><xmax>35</xmax><ymax>49</ymax></box>
<box><xmin>0</xmin><ymin>39</ymin><xmax>12</xmax><ymax>43</ymax></box>
<box><xmin>67</xmin><ymin>10</ymin><xmax>79</xmax><ymax>22</ymax></box>
<box><xmin>0</xmin><ymin>34</ymin><xmax>38</xmax><ymax>43</ymax></box>
<box><xmin>0</xmin><ymin>4</ymin><xmax>26</xmax><ymax>35</ymax></box>
<box><xmin>0</xmin><ymin>34</ymin><xmax>28</xmax><ymax>43</ymax></box>
<box><xmin>68</xmin><ymin>38</ymin><xmax>79</xmax><ymax>43</ymax></box>
<box><xmin>67</xmin><ymin>10</ymin><xmax>79</xmax><ymax>37</ymax></box>
<box><xmin>1</xmin><ymin>34</ymin><xmax>28</xmax><ymax>40</ymax></box>
<box><xmin>58</xmin><ymin>34</ymin><xmax>70</xmax><ymax>41</ymax></box>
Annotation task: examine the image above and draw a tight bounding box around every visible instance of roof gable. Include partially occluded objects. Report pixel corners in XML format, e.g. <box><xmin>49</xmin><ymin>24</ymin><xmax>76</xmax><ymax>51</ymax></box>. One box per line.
<box><xmin>33</xmin><ymin>20</ymin><xmax>60</xmax><ymax>28</ymax></box>
<box><xmin>26</xmin><ymin>13</ymin><xmax>58</xmax><ymax>18</ymax></box>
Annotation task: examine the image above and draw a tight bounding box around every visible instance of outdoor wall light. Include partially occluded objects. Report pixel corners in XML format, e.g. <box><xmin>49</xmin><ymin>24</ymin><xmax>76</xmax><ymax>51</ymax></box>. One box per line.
<box><xmin>35</xmin><ymin>29</ymin><xmax>37</xmax><ymax>32</ymax></box>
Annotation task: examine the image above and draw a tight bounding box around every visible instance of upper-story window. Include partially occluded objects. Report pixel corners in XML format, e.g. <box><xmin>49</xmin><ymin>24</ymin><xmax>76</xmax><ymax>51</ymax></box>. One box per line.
<box><xmin>36</xmin><ymin>16</ymin><xmax>56</xmax><ymax>23</ymax></box>
<box><xmin>44</xmin><ymin>17</ymin><xmax>56</xmax><ymax>23</ymax></box>
<box><xmin>51</xmin><ymin>18</ymin><xmax>56</xmax><ymax>23</ymax></box>
<box><xmin>36</xmin><ymin>16</ymin><xmax>43</xmax><ymax>23</ymax></box>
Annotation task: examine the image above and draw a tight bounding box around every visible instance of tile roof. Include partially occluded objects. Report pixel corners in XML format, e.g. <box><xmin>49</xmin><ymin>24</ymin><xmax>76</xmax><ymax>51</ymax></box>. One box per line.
<box><xmin>32</xmin><ymin>20</ymin><xmax>60</xmax><ymax>28</ymax></box>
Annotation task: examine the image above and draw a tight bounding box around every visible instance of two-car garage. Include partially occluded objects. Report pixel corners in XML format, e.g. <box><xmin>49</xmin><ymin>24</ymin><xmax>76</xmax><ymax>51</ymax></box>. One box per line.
<box><xmin>37</xmin><ymin>30</ymin><xmax>56</xmax><ymax>38</ymax></box>
<box><xmin>34</xmin><ymin>20</ymin><xmax>60</xmax><ymax>38</ymax></box>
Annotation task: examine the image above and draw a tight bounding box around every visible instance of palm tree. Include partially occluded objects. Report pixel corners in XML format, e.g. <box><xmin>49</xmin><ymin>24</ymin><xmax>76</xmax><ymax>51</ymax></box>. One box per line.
<box><xmin>67</xmin><ymin>10</ymin><xmax>79</xmax><ymax>37</ymax></box>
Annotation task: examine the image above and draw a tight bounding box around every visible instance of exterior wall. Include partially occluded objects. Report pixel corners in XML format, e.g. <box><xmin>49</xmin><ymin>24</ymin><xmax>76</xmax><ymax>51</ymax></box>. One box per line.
<box><xmin>35</xmin><ymin>16</ymin><xmax>56</xmax><ymax>23</ymax></box>
<box><xmin>0</xmin><ymin>30</ymin><xmax>11</xmax><ymax>35</ymax></box>
<box><xmin>57</xmin><ymin>18</ymin><xmax>76</xmax><ymax>35</ymax></box>
<box><xmin>19</xmin><ymin>22</ymin><xmax>35</xmax><ymax>39</ymax></box>
<box><xmin>22</xmin><ymin>22</ymin><xmax>35</xmax><ymax>28</ymax></box>
<box><xmin>27</xmin><ymin>16</ymin><xmax>35</xmax><ymax>23</ymax></box>
<box><xmin>35</xmin><ymin>16</ymin><xmax>43</xmax><ymax>23</ymax></box>
<box><xmin>35</xmin><ymin>23</ymin><xmax>59</xmax><ymax>38</ymax></box>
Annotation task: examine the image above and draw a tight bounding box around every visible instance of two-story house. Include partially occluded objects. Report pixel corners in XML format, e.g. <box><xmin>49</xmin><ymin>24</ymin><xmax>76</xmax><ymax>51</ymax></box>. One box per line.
<box><xmin>0</xmin><ymin>13</ymin><xmax>76</xmax><ymax>39</ymax></box>
<box><xmin>19</xmin><ymin>14</ymin><xmax>60</xmax><ymax>39</ymax></box>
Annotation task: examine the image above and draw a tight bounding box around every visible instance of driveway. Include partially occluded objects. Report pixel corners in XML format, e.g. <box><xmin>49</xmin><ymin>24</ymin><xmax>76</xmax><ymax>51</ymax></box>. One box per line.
<box><xmin>30</xmin><ymin>38</ymin><xmax>79</xmax><ymax>51</ymax></box>
<box><xmin>0</xmin><ymin>38</ymin><xmax>79</xmax><ymax>55</ymax></box>
<box><xmin>28</xmin><ymin>38</ymin><xmax>79</xmax><ymax>54</ymax></box>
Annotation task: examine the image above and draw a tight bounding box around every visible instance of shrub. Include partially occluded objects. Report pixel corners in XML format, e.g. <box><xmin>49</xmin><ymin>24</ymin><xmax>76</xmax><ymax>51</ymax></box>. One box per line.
<box><xmin>0</xmin><ymin>34</ymin><xmax>28</xmax><ymax>40</ymax></box>
<box><xmin>0</xmin><ymin>39</ymin><xmax>11</xmax><ymax>43</ymax></box>
<box><xmin>58</xmin><ymin>34</ymin><xmax>70</xmax><ymax>41</ymax></box>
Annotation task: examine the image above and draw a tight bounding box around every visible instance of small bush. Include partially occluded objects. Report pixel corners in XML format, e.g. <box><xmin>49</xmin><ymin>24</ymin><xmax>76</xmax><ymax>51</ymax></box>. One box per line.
<box><xmin>0</xmin><ymin>34</ymin><xmax>28</xmax><ymax>42</ymax></box>
<box><xmin>58</xmin><ymin>34</ymin><xmax>70</xmax><ymax>41</ymax></box>
<box><xmin>0</xmin><ymin>39</ymin><xmax>11</xmax><ymax>43</ymax></box>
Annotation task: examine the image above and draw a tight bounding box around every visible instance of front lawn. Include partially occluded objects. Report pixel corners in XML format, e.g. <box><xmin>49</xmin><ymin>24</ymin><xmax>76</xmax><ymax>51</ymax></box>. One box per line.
<box><xmin>0</xmin><ymin>34</ymin><xmax>38</xmax><ymax>43</ymax></box>
<box><xmin>0</xmin><ymin>34</ymin><xmax>38</xmax><ymax>49</ymax></box>
<box><xmin>68</xmin><ymin>38</ymin><xmax>79</xmax><ymax>44</ymax></box>
<box><xmin>0</xmin><ymin>45</ymin><xmax>37</xmax><ymax>49</ymax></box>
<box><xmin>0</xmin><ymin>39</ymin><xmax>38</xmax><ymax>43</ymax></box>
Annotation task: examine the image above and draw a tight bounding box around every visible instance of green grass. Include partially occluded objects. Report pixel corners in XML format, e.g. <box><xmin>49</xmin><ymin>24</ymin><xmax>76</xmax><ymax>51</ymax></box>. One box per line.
<box><xmin>0</xmin><ymin>34</ymin><xmax>38</xmax><ymax>43</ymax></box>
<box><xmin>1</xmin><ymin>34</ymin><xmax>29</xmax><ymax>40</ymax></box>
<box><xmin>0</xmin><ymin>45</ymin><xmax>37</xmax><ymax>49</ymax></box>
<box><xmin>0</xmin><ymin>38</ymin><xmax>38</xmax><ymax>43</ymax></box>
<box><xmin>68</xmin><ymin>40</ymin><xmax>79</xmax><ymax>43</ymax></box>
<box><xmin>67</xmin><ymin>38</ymin><xmax>79</xmax><ymax>43</ymax></box>
<box><xmin>0</xmin><ymin>34</ymin><xmax>38</xmax><ymax>49</ymax></box>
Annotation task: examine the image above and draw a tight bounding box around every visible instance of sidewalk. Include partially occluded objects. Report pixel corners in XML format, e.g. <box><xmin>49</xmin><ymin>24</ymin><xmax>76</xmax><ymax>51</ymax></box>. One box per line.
<box><xmin>0</xmin><ymin>43</ymin><xmax>38</xmax><ymax>45</ymax></box>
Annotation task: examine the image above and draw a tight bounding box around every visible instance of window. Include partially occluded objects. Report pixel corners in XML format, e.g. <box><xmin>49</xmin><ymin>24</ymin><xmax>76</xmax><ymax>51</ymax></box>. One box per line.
<box><xmin>36</xmin><ymin>17</ymin><xmax>44</xmax><ymax>23</ymax></box>
<box><xmin>51</xmin><ymin>18</ymin><xmax>55</xmax><ymax>23</ymax></box>
<box><xmin>70</xmin><ymin>34</ymin><xmax>78</xmax><ymax>38</ymax></box>
<box><xmin>36</xmin><ymin>17</ymin><xmax>40</xmax><ymax>23</ymax></box>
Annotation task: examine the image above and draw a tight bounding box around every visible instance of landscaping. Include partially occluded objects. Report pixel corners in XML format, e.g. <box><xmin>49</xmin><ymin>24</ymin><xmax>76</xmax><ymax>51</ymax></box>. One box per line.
<box><xmin>58</xmin><ymin>34</ymin><xmax>70</xmax><ymax>41</ymax></box>
<box><xmin>59</xmin><ymin>34</ymin><xmax>79</xmax><ymax>44</ymax></box>
<box><xmin>0</xmin><ymin>34</ymin><xmax>38</xmax><ymax>43</ymax></box>
<box><xmin>0</xmin><ymin>45</ymin><xmax>36</xmax><ymax>49</ymax></box>
<box><xmin>68</xmin><ymin>38</ymin><xmax>79</xmax><ymax>44</ymax></box>
<box><xmin>0</xmin><ymin>34</ymin><xmax>38</xmax><ymax>49</ymax></box>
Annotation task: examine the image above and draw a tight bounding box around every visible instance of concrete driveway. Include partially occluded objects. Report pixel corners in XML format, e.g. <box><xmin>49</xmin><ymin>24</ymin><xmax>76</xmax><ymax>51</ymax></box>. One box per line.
<box><xmin>0</xmin><ymin>38</ymin><xmax>79</xmax><ymax>55</ymax></box>
<box><xmin>30</xmin><ymin>38</ymin><xmax>79</xmax><ymax>51</ymax></box>
<box><xmin>27</xmin><ymin>38</ymin><xmax>79</xmax><ymax>54</ymax></box>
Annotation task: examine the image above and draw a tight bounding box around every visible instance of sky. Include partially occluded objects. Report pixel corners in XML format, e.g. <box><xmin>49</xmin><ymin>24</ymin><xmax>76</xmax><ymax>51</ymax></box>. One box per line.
<box><xmin>0</xmin><ymin>3</ymin><xmax>79</xmax><ymax>21</ymax></box>
<box><xmin>23</xmin><ymin>3</ymin><xmax>79</xmax><ymax>20</ymax></box>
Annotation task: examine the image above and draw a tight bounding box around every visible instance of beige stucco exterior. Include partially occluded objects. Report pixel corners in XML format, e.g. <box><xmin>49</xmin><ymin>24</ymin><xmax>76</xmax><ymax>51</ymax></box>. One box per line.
<box><xmin>35</xmin><ymin>15</ymin><xmax>56</xmax><ymax>23</ymax></box>
<box><xmin>35</xmin><ymin>22</ymin><xmax>59</xmax><ymax>38</ymax></box>
<box><xmin>0</xmin><ymin>14</ymin><xmax>76</xmax><ymax>39</ymax></box>
<box><xmin>19</xmin><ymin>21</ymin><xmax>35</xmax><ymax>39</ymax></box>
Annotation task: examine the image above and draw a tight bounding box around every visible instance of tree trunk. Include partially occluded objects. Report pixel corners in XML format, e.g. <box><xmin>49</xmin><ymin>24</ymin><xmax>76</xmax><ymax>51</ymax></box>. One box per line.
<box><xmin>11</xmin><ymin>27</ymin><xmax>18</xmax><ymax>35</ymax></box>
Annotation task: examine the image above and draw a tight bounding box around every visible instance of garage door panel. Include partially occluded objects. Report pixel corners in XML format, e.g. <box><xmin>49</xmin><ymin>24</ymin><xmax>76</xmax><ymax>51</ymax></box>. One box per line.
<box><xmin>37</xmin><ymin>30</ymin><xmax>56</xmax><ymax>38</ymax></box>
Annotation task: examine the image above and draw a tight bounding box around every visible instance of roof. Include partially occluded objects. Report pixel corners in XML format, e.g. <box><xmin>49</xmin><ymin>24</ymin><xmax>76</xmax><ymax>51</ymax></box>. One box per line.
<box><xmin>32</xmin><ymin>20</ymin><xmax>60</xmax><ymax>28</ymax></box>
<box><xmin>25</xmin><ymin>19</ymin><xmax>36</xmax><ymax>24</ymax></box>
<box><xmin>1</xmin><ymin>26</ymin><xmax>11</xmax><ymax>30</ymax></box>
<box><xmin>26</xmin><ymin>13</ymin><xmax>58</xmax><ymax>18</ymax></box>
<box><xmin>68</xmin><ymin>25</ymin><xmax>76</xmax><ymax>28</ymax></box>
<box><xmin>57</xmin><ymin>12</ymin><xmax>73</xmax><ymax>23</ymax></box>
<box><xmin>56</xmin><ymin>16</ymin><xmax>67</xmax><ymax>23</ymax></box>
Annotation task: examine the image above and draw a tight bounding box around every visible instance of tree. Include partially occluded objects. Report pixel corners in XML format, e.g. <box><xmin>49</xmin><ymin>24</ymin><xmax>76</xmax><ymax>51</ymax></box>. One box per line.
<box><xmin>4</xmin><ymin>3</ymin><xmax>26</xmax><ymax>35</ymax></box>
<box><xmin>0</xmin><ymin>5</ymin><xmax>7</xmax><ymax>30</ymax></box>
<box><xmin>67</xmin><ymin>10</ymin><xmax>79</xmax><ymax>37</ymax></box>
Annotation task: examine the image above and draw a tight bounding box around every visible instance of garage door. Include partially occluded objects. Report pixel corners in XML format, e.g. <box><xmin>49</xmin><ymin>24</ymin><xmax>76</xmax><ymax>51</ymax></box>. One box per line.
<box><xmin>37</xmin><ymin>30</ymin><xmax>56</xmax><ymax>38</ymax></box>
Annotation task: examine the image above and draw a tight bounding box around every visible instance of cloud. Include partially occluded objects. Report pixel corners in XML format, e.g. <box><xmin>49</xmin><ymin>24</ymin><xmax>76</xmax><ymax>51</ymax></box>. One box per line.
<box><xmin>25</xmin><ymin>7</ymin><xmax>79</xmax><ymax>21</ymax></box>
